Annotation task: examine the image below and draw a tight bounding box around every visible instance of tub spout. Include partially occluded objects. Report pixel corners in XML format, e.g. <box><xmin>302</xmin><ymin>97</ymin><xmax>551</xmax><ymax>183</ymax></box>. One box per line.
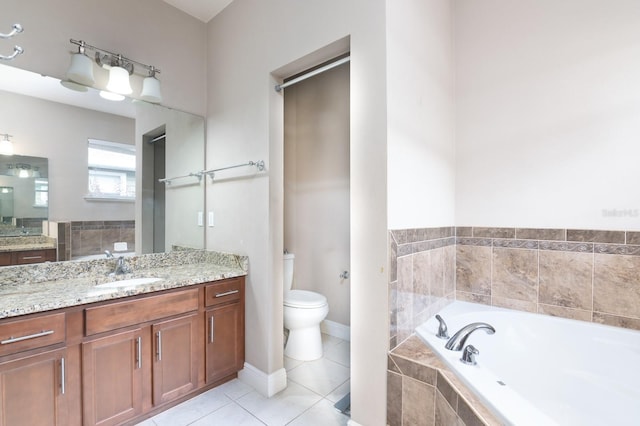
<box><xmin>445</xmin><ymin>322</ymin><xmax>495</xmax><ymax>351</ymax></box>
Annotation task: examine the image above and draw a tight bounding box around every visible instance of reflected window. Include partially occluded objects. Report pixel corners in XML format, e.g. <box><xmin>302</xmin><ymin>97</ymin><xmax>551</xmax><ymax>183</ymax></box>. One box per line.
<box><xmin>34</xmin><ymin>179</ymin><xmax>48</xmax><ymax>207</ymax></box>
<box><xmin>87</xmin><ymin>139</ymin><xmax>135</xmax><ymax>199</ymax></box>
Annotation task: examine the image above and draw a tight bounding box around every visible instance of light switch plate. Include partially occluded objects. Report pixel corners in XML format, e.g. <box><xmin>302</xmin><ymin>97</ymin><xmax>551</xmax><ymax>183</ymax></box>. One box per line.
<box><xmin>198</xmin><ymin>211</ymin><xmax>204</xmax><ymax>226</ymax></box>
<box><xmin>208</xmin><ymin>211</ymin><xmax>214</xmax><ymax>227</ymax></box>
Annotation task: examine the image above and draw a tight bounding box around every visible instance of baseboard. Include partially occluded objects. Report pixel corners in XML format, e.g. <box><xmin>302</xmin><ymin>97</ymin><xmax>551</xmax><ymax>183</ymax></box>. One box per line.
<box><xmin>321</xmin><ymin>319</ymin><xmax>351</xmax><ymax>341</ymax></box>
<box><xmin>347</xmin><ymin>420</ymin><xmax>362</xmax><ymax>426</ymax></box>
<box><xmin>237</xmin><ymin>362</ymin><xmax>287</xmax><ymax>398</ymax></box>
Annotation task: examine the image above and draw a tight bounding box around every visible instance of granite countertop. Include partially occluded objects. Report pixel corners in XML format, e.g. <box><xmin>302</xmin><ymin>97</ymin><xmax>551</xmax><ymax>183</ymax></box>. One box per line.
<box><xmin>0</xmin><ymin>250</ymin><xmax>248</xmax><ymax>319</ymax></box>
<box><xmin>0</xmin><ymin>235</ymin><xmax>57</xmax><ymax>253</ymax></box>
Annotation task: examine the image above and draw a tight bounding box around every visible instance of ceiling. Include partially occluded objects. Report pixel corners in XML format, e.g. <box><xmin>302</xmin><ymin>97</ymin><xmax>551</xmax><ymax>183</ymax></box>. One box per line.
<box><xmin>162</xmin><ymin>0</ymin><xmax>235</xmax><ymax>23</ymax></box>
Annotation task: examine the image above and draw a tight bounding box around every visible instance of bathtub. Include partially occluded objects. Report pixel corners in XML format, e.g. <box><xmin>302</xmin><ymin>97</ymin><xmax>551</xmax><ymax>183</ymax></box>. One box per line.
<box><xmin>416</xmin><ymin>301</ymin><xmax>640</xmax><ymax>426</ymax></box>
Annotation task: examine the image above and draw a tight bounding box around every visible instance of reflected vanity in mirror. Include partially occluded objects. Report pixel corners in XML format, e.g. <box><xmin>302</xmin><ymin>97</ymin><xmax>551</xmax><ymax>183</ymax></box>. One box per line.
<box><xmin>0</xmin><ymin>63</ymin><xmax>205</xmax><ymax>264</ymax></box>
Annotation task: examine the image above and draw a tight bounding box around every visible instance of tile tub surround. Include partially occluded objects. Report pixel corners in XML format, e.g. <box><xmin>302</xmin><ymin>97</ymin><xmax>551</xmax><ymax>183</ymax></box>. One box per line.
<box><xmin>456</xmin><ymin>226</ymin><xmax>640</xmax><ymax>330</ymax></box>
<box><xmin>0</xmin><ymin>249</ymin><xmax>248</xmax><ymax>318</ymax></box>
<box><xmin>387</xmin><ymin>335</ymin><xmax>500</xmax><ymax>426</ymax></box>
<box><xmin>389</xmin><ymin>227</ymin><xmax>456</xmax><ymax>349</ymax></box>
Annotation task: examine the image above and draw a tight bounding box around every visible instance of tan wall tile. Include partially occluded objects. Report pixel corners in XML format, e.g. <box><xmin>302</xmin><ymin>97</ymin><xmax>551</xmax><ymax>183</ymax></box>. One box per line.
<box><xmin>387</xmin><ymin>371</ymin><xmax>403</xmax><ymax>426</ymax></box>
<box><xmin>491</xmin><ymin>296</ymin><xmax>536</xmax><ymax>313</ymax></box>
<box><xmin>456</xmin><ymin>291</ymin><xmax>490</xmax><ymax>306</ymax></box>
<box><xmin>435</xmin><ymin>392</ymin><xmax>463</xmax><ymax>426</ymax></box>
<box><xmin>492</xmin><ymin>248</ymin><xmax>538</xmax><ymax>302</ymax></box>
<box><xmin>456</xmin><ymin>245</ymin><xmax>491</xmax><ymax>295</ymax></box>
<box><xmin>593</xmin><ymin>312</ymin><xmax>640</xmax><ymax>331</ymax></box>
<box><xmin>594</xmin><ymin>254</ymin><xmax>640</xmax><ymax>318</ymax></box>
<box><xmin>443</xmin><ymin>245</ymin><xmax>456</xmax><ymax>296</ymax></box>
<box><xmin>539</xmin><ymin>250</ymin><xmax>593</xmax><ymax>310</ymax></box>
<box><xmin>537</xmin><ymin>304</ymin><xmax>592</xmax><ymax>322</ymax></box>
<box><xmin>402</xmin><ymin>377</ymin><xmax>435</xmax><ymax>426</ymax></box>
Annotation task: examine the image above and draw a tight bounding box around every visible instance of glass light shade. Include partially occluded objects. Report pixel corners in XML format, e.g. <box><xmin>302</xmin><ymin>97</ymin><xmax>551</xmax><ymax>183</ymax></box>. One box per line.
<box><xmin>99</xmin><ymin>90</ymin><xmax>125</xmax><ymax>102</ymax></box>
<box><xmin>66</xmin><ymin>53</ymin><xmax>95</xmax><ymax>86</ymax></box>
<box><xmin>106</xmin><ymin>66</ymin><xmax>132</xmax><ymax>95</ymax></box>
<box><xmin>18</xmin><ymin>169</ymin><xmax>29</xmax><ymax>178</ymax></box>
<box><xmin>0</xmin><ymin>139</ymin><xmax>13</xmax><ymax>156</ymax></box>
<box><xmin>140</xmin><ymin>76</ymin><xmax>162</xmax><ymax>103</ymax></box>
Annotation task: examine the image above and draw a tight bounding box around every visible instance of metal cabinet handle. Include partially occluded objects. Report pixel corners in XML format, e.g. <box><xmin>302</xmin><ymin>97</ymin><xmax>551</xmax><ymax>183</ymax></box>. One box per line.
<box><xmin>60</xmin><ymin>357</ymin><xmax>66</xmax><ymax>395</ymax></box>
<box><xmin>136</xmin><ymin>337</ymin><xmax>142</xmax><ymax>369</ymax></box>
<box><xmin>1</xmin><ymin>329</ymin><xmax>54</xmax><ymax>344</ymax></box>
<box><xmin>21</xmin><ymin>255</ymin><xmax>43</xmax><ymax>260</ymax></box>
<box><xmin>156</xmin><ymin>331</ymin><xmax>162</xmax><ymax>361</ymax></box>
<box><xmin>215</xmin><ymin>289</ymin><xmax>239</xmax><ymax>298</ymax></box>
<box><xmin>209</xmin><ymin>316</ymin><xmax>215</xmax><ymax>343</ymax></box>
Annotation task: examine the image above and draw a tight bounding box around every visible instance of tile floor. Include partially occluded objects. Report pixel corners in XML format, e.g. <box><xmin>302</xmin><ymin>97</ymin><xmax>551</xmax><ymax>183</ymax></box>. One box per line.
<box><xmin>137</xmin><ymin>334</ymin><xmax>351</xmax><ymax>426</ymax></box>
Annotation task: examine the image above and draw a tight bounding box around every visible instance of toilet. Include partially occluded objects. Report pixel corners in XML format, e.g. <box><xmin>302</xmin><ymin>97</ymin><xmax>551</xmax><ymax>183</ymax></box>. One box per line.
<box><xmin>283</xmin><ymin>253</ymin><xmax>329</xmax><ymax>361</ymax></box>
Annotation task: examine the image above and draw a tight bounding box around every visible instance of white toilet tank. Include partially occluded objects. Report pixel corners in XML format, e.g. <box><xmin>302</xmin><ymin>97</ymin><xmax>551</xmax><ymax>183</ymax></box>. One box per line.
<box><xmin>283</xmin><ymin>253</ymin><xmax>295</xmax><ymax>291</ymax></box>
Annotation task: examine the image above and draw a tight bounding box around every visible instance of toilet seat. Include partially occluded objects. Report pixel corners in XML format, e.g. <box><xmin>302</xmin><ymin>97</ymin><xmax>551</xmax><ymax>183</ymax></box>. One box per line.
<box><xmin>284</xmin><ymin>290</ymin><xmax>327</xmax><ymax>308</ymax></box>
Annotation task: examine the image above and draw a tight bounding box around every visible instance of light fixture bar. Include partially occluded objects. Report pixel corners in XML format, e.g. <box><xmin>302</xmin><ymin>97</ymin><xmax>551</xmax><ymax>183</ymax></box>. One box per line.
<box><xmin>69</xmin><ymin>39</ymin><xmax>160</xmax><ymax>75</ymax></box>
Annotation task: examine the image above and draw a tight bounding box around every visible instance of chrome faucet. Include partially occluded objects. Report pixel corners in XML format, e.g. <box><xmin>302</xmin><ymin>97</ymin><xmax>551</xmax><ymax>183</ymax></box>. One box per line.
<box><xmin>435</xmin><ymin>315</ymin><xmax>449</xmax><ymax>339</ymax></box>
<box><xmin>445</xmin><ymin>322</ymin><xmax>495</xmax><ymax>351</ymax></box>
<box><xmin>113</xmin><ymin>256</ymin><xmax>130</xmax><ymax>275</ymax></box>
<box><xmin>104</xmin><ymin>250</ymin><xmax>114</xmax><ymax>259</ymax></box>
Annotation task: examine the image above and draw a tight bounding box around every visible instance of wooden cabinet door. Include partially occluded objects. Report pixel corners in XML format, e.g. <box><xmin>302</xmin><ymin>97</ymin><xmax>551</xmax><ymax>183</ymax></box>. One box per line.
<box><xmin>152</xmin><ymin>313</ymin><xmax>199</xmax><ymax>405</ymax></box>
<box><xmin>205</xmin><ymin>303</ymin><xmax>243</xmax><ymax>383</ymax></box>
<box><xmin>0</xmin><ymin>348</ymin><xmax>67</xmax><ymax>426</ymax></box>
<box><xmin>82</xmin><ymin>328</ymin><xmax>144</xmax><ymax>426</ymax></box>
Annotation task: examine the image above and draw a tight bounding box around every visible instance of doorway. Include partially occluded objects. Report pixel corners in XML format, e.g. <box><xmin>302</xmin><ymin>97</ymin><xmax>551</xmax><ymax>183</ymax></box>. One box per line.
<box><xmin>282</xmin><ymin>57</ymin><xmax>351</xmax><ymax>414</ymax></box>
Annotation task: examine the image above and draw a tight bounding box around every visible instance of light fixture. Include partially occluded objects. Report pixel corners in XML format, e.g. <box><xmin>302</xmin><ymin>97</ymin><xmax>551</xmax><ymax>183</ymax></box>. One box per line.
<box><xmin>14</xmin><ymin>163</ymin><xmax>32</xmax><ymax>178</ymax></box>
<box><xmin>65</xmin><ymin>39</ymin><xmax>161</xmax><ymax>103</ymax></box>
<box><xmin>0</xmin><ymin>134</ymin><xmax>14</xmax><ymax>156</ymax></box>
<box><xmin>65</xmin><ymin>41</ymin><xmax>95</xmax><ymax>86</ymax></box>
<box><xmin>140</xmin><ymin>66</ymin><xmax>162</xmax><ymax>103</ymax></box>
<box><xmin>106</xmin><ymin>54</ymin><xmax>133</xmax><ymax>95</ymax></box>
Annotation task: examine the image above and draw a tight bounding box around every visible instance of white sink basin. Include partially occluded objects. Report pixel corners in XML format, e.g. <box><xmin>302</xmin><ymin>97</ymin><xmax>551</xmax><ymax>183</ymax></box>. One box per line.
<box><xmin>95</xmin><ymin>277</ymin><xmax>163</xmax><ymax>289</ymax></box>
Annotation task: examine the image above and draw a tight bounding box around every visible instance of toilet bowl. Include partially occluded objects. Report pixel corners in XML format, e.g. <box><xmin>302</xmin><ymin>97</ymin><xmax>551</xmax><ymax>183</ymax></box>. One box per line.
<box><xmin>283</xmin><ymin>254</ymin><xmax>329</xmax><ymax>361</ymax></box>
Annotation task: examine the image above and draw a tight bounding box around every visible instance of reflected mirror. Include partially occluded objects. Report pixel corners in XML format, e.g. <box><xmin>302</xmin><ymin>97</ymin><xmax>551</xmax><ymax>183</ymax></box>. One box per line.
<box><xmin>0</xmin><ymin>154</ymin><xmax>47</xmax><ymax>236</ymax></box>
<box><xmin>0</xmin><ymin>63</ymin><xmax>204</xmax><ymax>260</ymax></box>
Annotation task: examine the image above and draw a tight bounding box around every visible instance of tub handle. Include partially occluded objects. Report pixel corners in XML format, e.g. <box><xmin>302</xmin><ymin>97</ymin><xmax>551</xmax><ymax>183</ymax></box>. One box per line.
<box><xmin>460</xmin><ymin>344</ymin><xmax>479</xmax><ymax>366</ymax></box>
<box><xmin>435</xmin><ymin>315</ymin><xmax>449</xmax><ymax>339</ymax></box>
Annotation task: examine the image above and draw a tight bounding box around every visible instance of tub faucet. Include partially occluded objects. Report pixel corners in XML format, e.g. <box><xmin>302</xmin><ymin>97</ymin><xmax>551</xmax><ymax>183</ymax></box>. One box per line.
<box><xmin>445</xmin><ymin>322</ymin><xmax>495</xmax><ymax>351</ymax></box>
<box><xmin>435</xmin><ymin>315</ymin><xmax>449</xmax><ymax>339</ymax></box>
<box><xmin>104</xmin><ymin>250</ymin><xmax>114</xmax><ymax>259</ymax></box>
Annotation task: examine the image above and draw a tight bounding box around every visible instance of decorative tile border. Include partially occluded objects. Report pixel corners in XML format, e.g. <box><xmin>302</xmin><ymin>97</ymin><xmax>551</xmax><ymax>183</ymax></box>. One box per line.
<box><xmin>456</xmin><ymin>226</ymin><xmax>640</xmax><ymax>256</ymax></box>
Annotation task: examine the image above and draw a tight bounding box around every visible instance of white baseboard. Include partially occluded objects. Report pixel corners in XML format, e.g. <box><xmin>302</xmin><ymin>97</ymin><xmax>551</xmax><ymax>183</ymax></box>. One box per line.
<box><xmin>237</xmin><ymin>362</ymin><xmax>287</xmax><ymax>398</ymax></box>
<box><xmin>321</xmin><ymin>319</ymin><xmax>350</xmax><ymax>341</ymax></box>
<box><xmin>347</xmin><ymin>420</ymin><xmax>362</xmax><ymax>426</ymax></box>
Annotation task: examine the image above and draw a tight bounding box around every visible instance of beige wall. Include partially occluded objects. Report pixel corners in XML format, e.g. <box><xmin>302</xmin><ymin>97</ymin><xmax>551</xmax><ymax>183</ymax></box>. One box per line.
<box><xmin>0</xmin><ymin>90</ymin><xmax>134</xmax><ymax>221</ymax></box>
<box><xmin>387</xmin><ymin>0</ymin><xmax>455</xmax><ymax>230</ymax></box>
<box><xmin>455</xmin><ymin>0</ymin><xmax>640</xmax><ymax>230</ymax></box>
<box><xmin>4</xmin><ymin>0</ymin><xmax>207</xmax><ymax>116</ymax></box>
<box><xmin>284</xmin><ymin>63</ymin><xmax>351</xmax><ymax>326</ymax></box>
<box><xmin>206</xmin><ymin>0</ymin><xmax>389</xmax><ymax>423</ymax></box>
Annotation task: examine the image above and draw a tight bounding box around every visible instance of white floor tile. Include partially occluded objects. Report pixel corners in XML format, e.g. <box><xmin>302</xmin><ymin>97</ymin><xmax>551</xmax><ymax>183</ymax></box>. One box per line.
<box><xmin>190</xmin><ymin>402</ymin><xmax>265</xmax><ymax>426</ymax></box>
<box><xmin>284</xmin><ymin>356</ymin><xmax>304</xmax><ymax>372</ymax></box>
<box><xmin>325</xmin><ymin>380</ymin><xmax>350</xmax><ymax>404</ymax></box>
<box><xmin>134</xmin><ymin>419</ymin><xmax>156</xmax><ymax>426</ymax></box>
<box><xmin>235</xmin><ymin>380</ymin><xmax>322</xmax><ymax>426</ymax></box>
<box><xmin>218</xmin><ymin>379</ymin><xmax>254</xmax><ymax>400</ymax></box>
<box><xmin>150</xmin><ymin>387</ymin><xmax>232</xmax><ymax>426</ymax></box>
<box><xmin>287</xmin><ymin>399</ymin><xmax>350</xmax><ymax>426</ymax></box>
<box><xmin>324</xmin><ymin>340</ymin><xmax>350</xmax><ymax>367</ymax></box>
<box><xmin>321</xmin><ymin>333</ymin><xmax>343</xmax><ymax>349</ymax></box>
<box><xmin>287</xmin><ymin>358</ymin><xmax>350</xmax><ymax>397</ymax></box>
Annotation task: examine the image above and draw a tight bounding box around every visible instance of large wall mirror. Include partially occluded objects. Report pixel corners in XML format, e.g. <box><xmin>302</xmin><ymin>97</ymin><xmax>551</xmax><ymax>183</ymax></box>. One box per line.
<box><xmin>0</xmin><ymin>63</ymin><xmax>205</xmax><ymax>259</ymax></box>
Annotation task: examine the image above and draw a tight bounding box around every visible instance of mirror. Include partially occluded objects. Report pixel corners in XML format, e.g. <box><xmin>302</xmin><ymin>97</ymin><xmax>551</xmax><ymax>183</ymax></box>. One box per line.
<box><xmin>0</xmin><ymin>154</ymin><xmax>48</xmax><ymax>236</ymax></box>
<box><xmin>0</xmin><ymin>63</ymin><xmax>205</xmax><ymax>259</ymax></box>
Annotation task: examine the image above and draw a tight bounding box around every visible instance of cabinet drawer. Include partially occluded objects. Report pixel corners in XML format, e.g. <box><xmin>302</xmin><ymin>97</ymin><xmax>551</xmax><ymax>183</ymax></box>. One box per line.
<box><xmin>0</xmin><ymin>312</ymin><xmax>66</xmax><ymax>356</ymax></box>
<box><xmin>205</xmin><ymin>278</ymin><xmax>243</xmax><ymax>307</ymax></box>
<box><xmin>0</xmin><ymin>252</ymin><xmax>10</xmax><ymax>266</ymax></box>
<box><xmin>12</xmin><ymin>249</ymin><xmax>56</xmax><ymax>264</ymax></box>
<box><xmin>85</xmin><ymin>288</ymin><xmax>199</xmax><ymax>336</ymax></box>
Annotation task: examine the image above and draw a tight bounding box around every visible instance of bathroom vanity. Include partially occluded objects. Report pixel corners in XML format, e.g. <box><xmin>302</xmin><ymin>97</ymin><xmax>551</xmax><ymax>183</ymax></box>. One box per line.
<box><xmin>0</xmin><ymin>250</ymin><xmax>246</xmax><ymax>426</ymax></box>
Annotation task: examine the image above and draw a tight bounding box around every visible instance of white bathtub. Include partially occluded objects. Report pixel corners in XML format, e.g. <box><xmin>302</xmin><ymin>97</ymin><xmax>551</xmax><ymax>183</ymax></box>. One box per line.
<box><xmin>416</xmin><ymin>301</ymin><xmax>640</xmax><ymax>426</ymax></box>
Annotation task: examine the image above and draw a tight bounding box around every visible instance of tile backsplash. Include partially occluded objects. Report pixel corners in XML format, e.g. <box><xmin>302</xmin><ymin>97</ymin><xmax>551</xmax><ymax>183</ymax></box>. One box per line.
<box><xmin>57</xmin><ymin>220</ymin><xmax>135</xmax><ymax>261</ymax></box>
